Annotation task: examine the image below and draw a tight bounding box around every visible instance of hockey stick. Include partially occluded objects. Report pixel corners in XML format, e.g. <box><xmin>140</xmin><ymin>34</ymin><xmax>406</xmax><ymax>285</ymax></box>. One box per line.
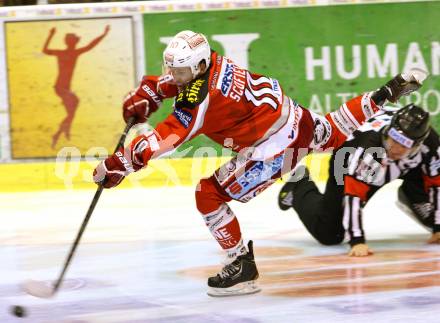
<box><xmin>22</xmin><ymin>117</ymin><xmax>136</xmax><ymax>298</ymax></box>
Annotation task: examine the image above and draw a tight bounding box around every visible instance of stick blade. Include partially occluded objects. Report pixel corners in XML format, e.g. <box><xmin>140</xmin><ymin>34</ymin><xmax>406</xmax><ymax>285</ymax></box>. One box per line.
<box><xmin>21</xmin><ymin>280</ymin><xmax>55</xmax><ymax>299</ymax></box>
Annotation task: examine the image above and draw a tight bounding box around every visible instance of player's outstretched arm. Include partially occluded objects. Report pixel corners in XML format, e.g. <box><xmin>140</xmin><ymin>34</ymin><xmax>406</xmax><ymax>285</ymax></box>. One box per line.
<box><xmin>93</xmin><ymin>103</ymin><xmax>200</xmax><ymax>189</ymax></box>
<box><xmin>92</xmin><ymin>121</ymin><xmax>191</xmax><ymax>189</ymax></box>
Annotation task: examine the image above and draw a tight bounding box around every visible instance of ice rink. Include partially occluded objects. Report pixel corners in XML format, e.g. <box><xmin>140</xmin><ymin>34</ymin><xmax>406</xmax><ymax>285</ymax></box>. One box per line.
<box><xmin>1</xmin><ymin>180</ymin><xmax>440</xmax><ymax>323</ymax></box>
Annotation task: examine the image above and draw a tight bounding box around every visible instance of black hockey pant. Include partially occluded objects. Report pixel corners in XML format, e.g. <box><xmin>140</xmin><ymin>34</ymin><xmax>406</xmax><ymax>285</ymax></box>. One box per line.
<box><xmin>291</xmin><ymin>167</ymin><xmax>428</xmax><ymax>245</ymax></box>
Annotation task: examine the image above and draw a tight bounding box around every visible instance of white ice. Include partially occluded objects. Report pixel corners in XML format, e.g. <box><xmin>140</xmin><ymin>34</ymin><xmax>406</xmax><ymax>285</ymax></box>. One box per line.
<box><xmin>1</xmin><ymin>180</ymin><xmax>440</xmax><ymax>323</ymax></box>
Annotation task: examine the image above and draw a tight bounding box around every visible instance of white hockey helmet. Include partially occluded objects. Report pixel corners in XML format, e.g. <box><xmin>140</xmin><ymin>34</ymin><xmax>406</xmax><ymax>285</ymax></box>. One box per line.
<box><xmin>163</xmin><ymin>30</ymin><xmax>211</xmax><ymax>79</ymax></box>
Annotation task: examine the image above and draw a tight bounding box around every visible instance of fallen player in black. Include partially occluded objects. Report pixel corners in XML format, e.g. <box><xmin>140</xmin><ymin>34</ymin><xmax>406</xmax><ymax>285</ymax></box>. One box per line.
<box><xmin>279</xmin><ymin>104</ymin><xmax>440</xmax><ymax>256</ymax></box>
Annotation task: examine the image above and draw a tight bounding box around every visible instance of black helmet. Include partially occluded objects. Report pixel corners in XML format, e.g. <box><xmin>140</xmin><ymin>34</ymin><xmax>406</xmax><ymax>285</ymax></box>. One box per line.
<box><xmin>385</xmin><ymin>104</ymin><xmax>430</xmax><ymax>148</ymax></box>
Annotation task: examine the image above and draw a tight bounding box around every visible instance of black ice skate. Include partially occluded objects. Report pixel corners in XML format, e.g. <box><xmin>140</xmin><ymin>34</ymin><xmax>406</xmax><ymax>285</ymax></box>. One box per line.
<box><xmin>207</xmin><ymin>240</ymin><xmax>260</xmax><ymax>297</ymax></box>
<box><xmin>396</xmin><ymin>186</ymin><xmax>433</xmax><ymax>231</ymax></box>
<box><xmin>278</xmin><ymin>166</ymin><xmax>310</xmax><ymax>211</ymax></box>
<box><xmin>373</xmin><ymin>69</ymin><xmax>428</xmax><ymax>105</ymax></box>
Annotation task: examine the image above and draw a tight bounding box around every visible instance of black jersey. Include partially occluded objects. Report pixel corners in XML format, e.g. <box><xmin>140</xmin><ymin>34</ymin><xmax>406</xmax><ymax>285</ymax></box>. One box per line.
<box><xmin>328</xmin><ymin>111</ymin><xmax>440</xmax><ymax>245</ymax></box>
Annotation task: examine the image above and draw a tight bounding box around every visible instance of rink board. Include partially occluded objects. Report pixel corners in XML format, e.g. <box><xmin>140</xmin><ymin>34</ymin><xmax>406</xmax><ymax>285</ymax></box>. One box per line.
<box><xmin>0</xmin><ymin>153</ymin><xmax>331</xmax><ymax>192</ymax></box>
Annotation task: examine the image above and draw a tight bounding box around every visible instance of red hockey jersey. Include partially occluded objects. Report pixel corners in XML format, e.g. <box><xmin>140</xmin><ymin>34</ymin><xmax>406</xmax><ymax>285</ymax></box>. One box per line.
<box><xmin>129</xmin><ymin>51</ymin><xmax>292</xmax><ymax>165</ymax></box>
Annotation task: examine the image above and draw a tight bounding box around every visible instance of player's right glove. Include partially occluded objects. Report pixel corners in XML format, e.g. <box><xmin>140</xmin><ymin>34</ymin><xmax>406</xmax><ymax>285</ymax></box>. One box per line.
<box><xmin>93</xmin><ymin>148</ymin><xmax>139</xmax><ymax>189</ymax></box>
<box><xmin>122</xmin><ymin>77</ymin><xmax>163</xmax><ymax>124</ymax></box>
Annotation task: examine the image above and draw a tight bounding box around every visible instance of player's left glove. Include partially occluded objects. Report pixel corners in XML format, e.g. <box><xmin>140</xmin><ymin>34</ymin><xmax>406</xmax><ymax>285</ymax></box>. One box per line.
<box><xmin>122</xmin><ymin>77</ymin><xmax>163</xmax><ymax>125</ymax></box>
<box><xmin>93</xmin><ymin>148</ymin><xmax>139</xmax><ymax>189</ymax></box>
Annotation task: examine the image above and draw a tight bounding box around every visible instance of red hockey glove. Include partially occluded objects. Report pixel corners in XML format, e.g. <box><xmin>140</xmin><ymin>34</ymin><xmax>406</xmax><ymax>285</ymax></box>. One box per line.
<box><xmin>122</xmin><ymin>78</ymin><xmax>162</xmax><ymax>124</ymax></box>
<box><xmin>93</xmin><ymin>148</ymin><xmax>139</xmax><ymax>189</ymax></box>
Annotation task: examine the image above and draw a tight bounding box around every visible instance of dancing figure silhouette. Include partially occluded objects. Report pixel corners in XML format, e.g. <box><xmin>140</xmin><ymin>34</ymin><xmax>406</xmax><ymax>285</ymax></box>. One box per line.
<box><xmin>42</xmin><ymin>25</ymin><xmax>110</xmax><ymax>148</ymax></box>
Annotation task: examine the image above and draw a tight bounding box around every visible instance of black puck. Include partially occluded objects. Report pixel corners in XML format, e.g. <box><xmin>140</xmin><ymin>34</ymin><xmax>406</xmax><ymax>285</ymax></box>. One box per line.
<box><xmin>11</xmin><ymin>305</ymin><xmax>27</xmax><ymax>318</ymax></box>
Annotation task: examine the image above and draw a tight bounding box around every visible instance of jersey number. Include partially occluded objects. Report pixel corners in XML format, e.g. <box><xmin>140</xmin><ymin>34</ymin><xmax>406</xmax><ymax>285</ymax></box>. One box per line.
<box><xmin>245</xmin><ymin>74</ymin><xmax>281</xmax><ymax>110</ymax></box>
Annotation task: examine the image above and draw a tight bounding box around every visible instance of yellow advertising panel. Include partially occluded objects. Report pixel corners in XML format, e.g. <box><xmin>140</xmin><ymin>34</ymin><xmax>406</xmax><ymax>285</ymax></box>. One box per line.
<box><xmin>6</xmin><ymin>17</ymin><xmax>135</xmax><ymax>158</ymax></box>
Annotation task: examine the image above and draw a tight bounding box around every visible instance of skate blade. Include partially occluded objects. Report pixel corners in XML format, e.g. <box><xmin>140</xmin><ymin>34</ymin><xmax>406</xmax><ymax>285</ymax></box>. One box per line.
<box><xmin>395</xmin><ymin>201</ymin><xmax>431</xmax><ymax>232</ymax></box>
<box><xmin>207</xmin><ymin>280</ymin><xmax>261</xmax><ymax>297</ymax></box>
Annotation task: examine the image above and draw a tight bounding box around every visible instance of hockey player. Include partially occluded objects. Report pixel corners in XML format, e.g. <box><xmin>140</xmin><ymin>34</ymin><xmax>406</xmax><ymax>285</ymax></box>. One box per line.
<box><xmin>93</xmin><ymin>30</ymin><xmax>423</xmax><ymax>296</ymax></box>
<box><xmin>278</xmin><ymin>104</ymin><xmax>440</xmax><ymax>257</ymax></box>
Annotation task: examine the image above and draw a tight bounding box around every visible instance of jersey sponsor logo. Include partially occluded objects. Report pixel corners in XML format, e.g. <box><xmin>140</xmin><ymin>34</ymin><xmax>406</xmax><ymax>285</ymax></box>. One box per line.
<box><xmin>229</xmin><ymin>66</ymin><xmax>246</xmax><ymax>102</ymax></box>
<box><xmin>173</xmin><ymin>107</ymin><xmax>193</xmax><ymax>128</ymax></box>
<box><xmin>239</xmin><ymin>180</ymin><xmax>275</xmax><ymax>202</ymax></box>
<box><xmin>272</xmin><ymin>79</ymin><xmax>280</xmax><ymax>93</ymax></box>
<box><xmin>187</xmin><ymin>79</ymin><xmax>205</xmax><ymax>104</ymax></box>
<box><xmin>227</xmin><ymin>155</ymin><xmax>283</xmax><ymax>199</ymax></box>
<box><xmin>218</xmin><ymin>61</ymin><xmax>247</xmax><ymax>102</ymax></box>
<box><xmin>272</xmin><ymin>79</ymin><xmax>282</xmax><ymax>101</ymax></box>
<box><xmin>220</xmin><ymin>63</ymin><xmax>234</xmax><ymax>96</ymax></box>
<box><xmin>330</xmin><ymin>110</ymin><xmax>352</xmax><ymax>137</ymax></box>
<box><xmin>175</xmin><ymin>77</ymin><xmax>208</xmax><ymax>110</ymax></box>
<box><xmin>176</xmin><ymin>79</ymin><xmax>206</xmax><ymax>106</ymax></box>
<box><xmin>210</xmin><ymin>71</ymin><xmax>219</xmax><ymax>90</ymax></box>
<box><xmin>313</xmin><ymin>117</ymin><xmax>331</xmax><ymax>147</ymax></box>
<box><xmin>238</xmin><ymin>156</ymin><xmax>283</xmax><ymax>188</ymax></box>
<box><xmin>288</xmin><ymin>105</ymin><xmax>300</xmax><ymax>140</ymax></box>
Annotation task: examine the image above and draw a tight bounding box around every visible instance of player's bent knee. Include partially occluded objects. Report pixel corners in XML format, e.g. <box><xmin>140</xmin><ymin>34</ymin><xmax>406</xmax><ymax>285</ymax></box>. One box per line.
<box><xmin>195</xmin><ymin>177</ymin><xmax>229</xmax><ymax>215</ymax></box>
<box><xmin>317</xmin><ymin>236</ymin><xmax>344</xmax><ymax>246</ymax></box>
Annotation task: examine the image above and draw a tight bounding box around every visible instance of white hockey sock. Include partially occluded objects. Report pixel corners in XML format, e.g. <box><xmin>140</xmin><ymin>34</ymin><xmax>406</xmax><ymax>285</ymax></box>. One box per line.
<box><xmin>224</xmin><ymin>239</ymin><xmax>246</xmax><ymax>264</ymax></box>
